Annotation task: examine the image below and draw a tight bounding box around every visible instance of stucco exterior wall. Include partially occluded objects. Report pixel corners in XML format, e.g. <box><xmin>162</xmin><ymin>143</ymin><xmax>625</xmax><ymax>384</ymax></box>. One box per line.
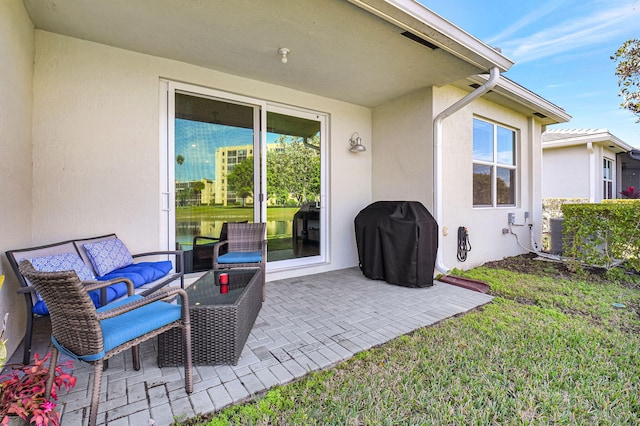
<box><xmin>370</xmin><ymin>84</ymin><xmax>544</xmax><ymax>271</ymax></box>
<box><xmin>542</xmin><ymin>145</ymin><xmax>591</xmax><ymax>199</ymax></box>
<box><xmin>371</xmin><ymin>87</ymin><xmax>434</xmax><ymax>209</ymax></box>
<box><xmin>434</xmin><ymin>85</ymin><xmax>543</xmax><ymax>269</ymax></box>
<box><xmin>32</xmin><ymin>31</ymin><xmax>372</xmax><ymax>282</ymax></box>
<box><xmin>0</xmin><ymin>0</ymin><xmax>33</xmax><ymax>360</ymax></box>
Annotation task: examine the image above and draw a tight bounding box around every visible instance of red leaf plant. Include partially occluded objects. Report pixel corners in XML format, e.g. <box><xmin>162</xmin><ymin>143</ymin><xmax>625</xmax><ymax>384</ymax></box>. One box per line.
<box><xmin>0</xmin><ymin>353</ymin><xmax>76</xmax><ymax>425</ymax></box>
<box><xmin>620</xmin><ymin>186</ymin><xmax>640</xmax><ymax>199</ymax></box>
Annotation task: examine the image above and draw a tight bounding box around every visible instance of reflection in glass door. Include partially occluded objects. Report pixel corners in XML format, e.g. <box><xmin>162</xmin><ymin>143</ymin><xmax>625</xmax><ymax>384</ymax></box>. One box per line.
<box><xmin>174</xmin><ymin>92</ymin><xmax>259</xmax><ymax>272</ymax></box>
<box><xmin>265</xmin><ymin>111</ymin><xmax>322</xmax><ymax>262</ymax></box>
<box><xmin>165</xmin><ymin>82</ymin><xmax>327</xmax><ymax>272</ymax></box>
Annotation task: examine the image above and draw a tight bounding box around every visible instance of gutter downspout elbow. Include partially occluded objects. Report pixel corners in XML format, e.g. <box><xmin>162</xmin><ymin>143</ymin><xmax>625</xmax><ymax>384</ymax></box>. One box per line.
<box><xmin>433</xmin><ymin>67</ymin><xmax>501</xmax><ymax>274</ymax></box>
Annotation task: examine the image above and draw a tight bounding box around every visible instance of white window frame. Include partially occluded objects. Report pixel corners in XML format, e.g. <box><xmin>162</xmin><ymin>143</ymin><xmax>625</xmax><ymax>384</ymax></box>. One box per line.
<box><xmin>603</xmin><ymin>157</ymin><xmax>614</xmax><ymax>199</ymax></box>
<box><xmin>472</xmin><ymin>117</ymin><xmax>518</xmax><ymax>208</ymax></box>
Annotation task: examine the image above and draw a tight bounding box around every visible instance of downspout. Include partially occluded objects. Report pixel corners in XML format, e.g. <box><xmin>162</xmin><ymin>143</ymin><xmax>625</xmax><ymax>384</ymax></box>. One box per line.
<box><xmin>587</xmin><ymin>142</ymin><xmax>595</xmax><ymax>202</ymax></box>
<box><xmin>433</xmin><ymin>67</ymin><xmax>501</xmax><ymax>274</ymax></box>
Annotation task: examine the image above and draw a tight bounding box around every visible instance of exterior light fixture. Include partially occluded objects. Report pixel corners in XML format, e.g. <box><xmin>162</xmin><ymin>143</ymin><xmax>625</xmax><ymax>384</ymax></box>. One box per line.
<box><xmin>278</xmin><ymin>48</ymin><xmax>290</xmax><ymax>64</ymax></box>
<box><xmin>349</xmin><ymin>132</ymin><xmax>366</xmax><ymax>152</ymax></box>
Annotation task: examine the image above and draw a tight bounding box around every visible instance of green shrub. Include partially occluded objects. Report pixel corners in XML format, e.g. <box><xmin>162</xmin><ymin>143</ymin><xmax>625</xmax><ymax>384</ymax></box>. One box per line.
<box><xmin>562</xmin><ymin>202</ymin><xmax>640</xmax><ymax>271</ymax></box>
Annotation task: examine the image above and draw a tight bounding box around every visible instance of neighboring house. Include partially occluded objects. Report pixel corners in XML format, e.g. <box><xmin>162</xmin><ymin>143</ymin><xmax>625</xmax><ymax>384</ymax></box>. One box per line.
<box><xmin>542</xmin><ymin>129</ymin><xmax>638</xmax><ymax>202</ymax></box>
<box><xmin>0</xmin><ymin>0</ymin><xmax>569</xmax><ymax>357</ymax></box>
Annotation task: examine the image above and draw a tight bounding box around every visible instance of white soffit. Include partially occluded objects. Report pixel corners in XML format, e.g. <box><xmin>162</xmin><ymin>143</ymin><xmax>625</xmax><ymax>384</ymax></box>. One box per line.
<box><xmin>24</xmin><ymin>0</ymin><xmax>512</xmax><ymax>107</ymax></box>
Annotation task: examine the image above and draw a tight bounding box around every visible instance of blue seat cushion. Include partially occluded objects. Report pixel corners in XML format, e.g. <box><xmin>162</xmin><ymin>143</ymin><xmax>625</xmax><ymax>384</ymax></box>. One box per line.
<box><xmin>53</xmin><ymin>295</ymin><xmax>182</xmax><ymax>362</ymax></box>
<box><xmin>100</xmin><ymin>295</ymin><xmax>181</xmax><ymax>354</ymax></box>
<box><xmin>88</xmin><ymin>261</ymin><xmax>173</xmax><ymax>308</ymax></box>
<box><xmin>218</xmin><ymin>251</ymin><xmax>262</xmax><ymax>264</ymax></box>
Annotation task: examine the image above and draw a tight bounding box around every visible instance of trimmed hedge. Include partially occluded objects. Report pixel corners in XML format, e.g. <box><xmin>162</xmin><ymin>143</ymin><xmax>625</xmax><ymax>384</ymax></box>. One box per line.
<box><xmin>562</xmin><ymin>201</ymin><xmax>640</xmax><ymax>271</ymax></box>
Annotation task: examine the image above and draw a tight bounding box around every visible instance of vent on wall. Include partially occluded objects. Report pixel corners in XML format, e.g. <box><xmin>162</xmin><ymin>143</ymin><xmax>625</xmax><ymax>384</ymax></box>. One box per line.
<box><xmin>401</xmin><ymin>31</ymin><xmax>439</xmax><ymax>50</ymax></box>
<box><xmin>533</xmin><ymin>112</ymin><xmax>547</xmax><ymax>118</ymax></box>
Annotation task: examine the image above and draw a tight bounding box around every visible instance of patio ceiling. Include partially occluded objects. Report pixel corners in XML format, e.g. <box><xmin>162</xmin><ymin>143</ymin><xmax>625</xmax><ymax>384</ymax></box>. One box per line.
<box><xmin>23</xmin><ymin>0</ymin><xmax>511</xmax><ymax>108</ymax></box>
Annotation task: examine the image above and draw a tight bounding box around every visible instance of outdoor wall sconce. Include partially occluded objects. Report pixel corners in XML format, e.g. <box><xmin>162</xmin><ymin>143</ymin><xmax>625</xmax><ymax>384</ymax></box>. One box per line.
<box><xmin>349</xmin><ymin>132</ymin><xmax>366</xmax><ymax>152</ymax></box>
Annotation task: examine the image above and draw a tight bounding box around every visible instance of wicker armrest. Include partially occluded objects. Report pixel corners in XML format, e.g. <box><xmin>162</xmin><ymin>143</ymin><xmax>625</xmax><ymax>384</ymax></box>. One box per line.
<box><xmin>132</xmin><ymin>249</ymin><xmax>183</xmax><ymax>258</ymax></box>
<box><xmin>193</xmin><ymin>236</ymin><xmax>220</xmax><ymax>245</ymax></box>
<box><xmin>96</xmin><ymin>287</ymin><xmax>188</xmax><ymax>321</ymax></box>
<box><xmin>16</xmin><ymin>286</ymin><xmax>36</xmax><ymax>294</ymax></box>
<box><xmin>83</xmin><ymin>277</ymin><xmax>135</xmax><ymax>296</ymax></box>
<box><xmin>212</xmin><ymin>241</ymin><xmax>229</xmax><ymax>257</ymax></box>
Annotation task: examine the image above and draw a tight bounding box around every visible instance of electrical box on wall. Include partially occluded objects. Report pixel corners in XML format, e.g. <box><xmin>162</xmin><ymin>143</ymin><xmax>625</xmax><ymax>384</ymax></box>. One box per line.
<box><xmin>508</xmin><ymin>213</ymin><xmax>515</xmax><ymax>224</ymax></box>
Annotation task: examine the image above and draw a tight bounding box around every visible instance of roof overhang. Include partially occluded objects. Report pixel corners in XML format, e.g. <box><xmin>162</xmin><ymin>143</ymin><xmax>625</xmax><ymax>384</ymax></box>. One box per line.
<box><xmin>454</xmin><ymin>74</ymin><xmax>571</xmax><ymax>126</ymax></box>
<box><xmin>542</xmin><ymin>131</ymin><xmax>634</xmax><ymax>153</ymax></box>
<box><xmin>23</xmin><ymin>0</ymin><xmax>514</xmax><ymax>108</ymax></box>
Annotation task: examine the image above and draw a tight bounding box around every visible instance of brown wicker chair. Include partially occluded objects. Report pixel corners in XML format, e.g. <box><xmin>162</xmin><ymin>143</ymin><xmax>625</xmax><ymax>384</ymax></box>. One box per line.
<box><xmin>213</xmin><ymin>222</ymin><xmax>266</xmax><ymax>299</ymax></box>
<box><xmin>213</xmin><ymin>223</ymin><xmax>266</xmax><ymax>269</ymax></box>
<box><xmin>18</xmin><ymin>260</ymin><xmax>193</xmax><ymax>426</ymax></box>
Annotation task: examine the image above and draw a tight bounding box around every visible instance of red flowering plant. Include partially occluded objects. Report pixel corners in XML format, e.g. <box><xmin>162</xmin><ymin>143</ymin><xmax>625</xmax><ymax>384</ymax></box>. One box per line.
<box><xmin>620</xmin><ymin>186</ymin><xmax>640</xmax><ymax>198</ymax></box>
<box><xmin>0</xmin><ymin>352</ymin><xmax>76</xmax><ymax>426</ymax></box>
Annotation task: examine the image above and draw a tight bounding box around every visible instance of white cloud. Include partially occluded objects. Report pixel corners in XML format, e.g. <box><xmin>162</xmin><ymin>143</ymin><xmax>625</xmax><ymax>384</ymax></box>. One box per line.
<box><xmin>492</xmin><ymin>2</ymin><xmax>639</xmax><ymax>64</ymax></box>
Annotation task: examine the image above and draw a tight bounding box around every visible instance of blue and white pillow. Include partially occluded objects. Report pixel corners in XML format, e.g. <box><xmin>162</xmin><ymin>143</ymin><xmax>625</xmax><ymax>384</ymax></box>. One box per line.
<box><xmin>84</xmin><ymin>238</ymin><xmax>134</xmax><ymax>277</ymax></box>
<box><xmin>28</xmin><ymin>252</ymin><xmax>96</xmax><ymax>281</ymax></box>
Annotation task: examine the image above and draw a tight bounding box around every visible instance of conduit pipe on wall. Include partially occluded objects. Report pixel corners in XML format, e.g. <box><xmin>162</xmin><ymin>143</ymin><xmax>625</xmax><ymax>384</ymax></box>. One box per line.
<box><xmin>433</xmin><ymin>67</ymin><xmax>501</xmax><ymax>274</ymax></box>
<box><xmin>587</xmin><ymin>142</ymin><xmax>595</xmax><ymax>202</ymax></box>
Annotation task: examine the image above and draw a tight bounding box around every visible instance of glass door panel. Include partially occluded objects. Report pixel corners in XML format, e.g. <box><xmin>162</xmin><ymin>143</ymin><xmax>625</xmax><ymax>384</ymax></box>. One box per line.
<box><xmin>265</xmin><ymin>111</ymin><xmax>321</xmax><ymax>262</ymax></box>
<box><xmin>174</xmin><ymin>92</ymin><xmax>258</xmax><ymax>272</ymax></box>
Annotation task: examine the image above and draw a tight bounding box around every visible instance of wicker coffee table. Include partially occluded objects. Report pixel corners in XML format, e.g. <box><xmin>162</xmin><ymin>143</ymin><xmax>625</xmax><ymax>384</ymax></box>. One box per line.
<box><xmin>158</xmin><ymin>268</ymin><xmax>263</xmax><ymax>366</ymax></box>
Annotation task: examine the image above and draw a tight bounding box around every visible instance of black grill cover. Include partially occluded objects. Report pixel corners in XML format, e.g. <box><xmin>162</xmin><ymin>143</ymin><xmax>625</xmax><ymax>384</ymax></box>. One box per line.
<box><xmin>354</xmin><ymin>201</ymin><xmax>438</xmax><ymax>287</ymax></box>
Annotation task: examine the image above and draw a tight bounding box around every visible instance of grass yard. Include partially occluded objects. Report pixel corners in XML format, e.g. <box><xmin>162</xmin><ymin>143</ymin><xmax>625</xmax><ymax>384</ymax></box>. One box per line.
<box><xmin>175</xmin><ymin>256</ymin><xmax>640</xmax><ymax>425</ymax></box>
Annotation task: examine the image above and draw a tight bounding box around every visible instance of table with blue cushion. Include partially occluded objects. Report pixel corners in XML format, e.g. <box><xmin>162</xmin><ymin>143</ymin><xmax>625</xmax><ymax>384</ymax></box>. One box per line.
<box><xmin>158</xmin><ymin>268</ymin><xmax>263</xmax><ymax>366</ymax></box>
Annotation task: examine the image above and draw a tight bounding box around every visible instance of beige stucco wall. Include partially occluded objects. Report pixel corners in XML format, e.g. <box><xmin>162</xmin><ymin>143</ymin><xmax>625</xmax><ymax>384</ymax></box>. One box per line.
<box><xmin>542</xmin><ymin>145</ymin><xmax>591</xmax><ymax>200</ymax></box>
<box><xmin>436</xmin><ymin>85</ymin><xmax>544</xmax><ymax>269</ymax></box>
<box><xmin>543</xmin><ymin>143</ymin><xmax>620</xmax><ymax>202</ymax></box>
<box><xmin>371</xmin><ymin>87</ymin><xmax>434</xmax><ymax>209</ymax></box>
<box><xmin>0</xmin><ymin>0</ymin><xmax>33</xmax><ymax>360</ymax></box>
<box><xmin>371</xmin><ymin>84</ymin><xmax>543</xmax><ymax>270</ymax></box>
<box><xmin>31</xmin><ymin>31</ymin><xmax>371</xmax><ymax>282</ymax></box>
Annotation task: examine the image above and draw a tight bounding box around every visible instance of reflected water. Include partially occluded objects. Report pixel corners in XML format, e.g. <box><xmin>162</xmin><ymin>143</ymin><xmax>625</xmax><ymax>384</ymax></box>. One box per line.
<box><xmin>177</xmin><ymin>220</ymin><xmax>292</xmax><ymax>249</ymax></box>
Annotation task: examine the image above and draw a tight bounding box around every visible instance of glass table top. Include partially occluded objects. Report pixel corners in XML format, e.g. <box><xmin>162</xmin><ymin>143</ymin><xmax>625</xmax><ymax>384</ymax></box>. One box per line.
<box><xmin>183</xmin><ymin>268</ymin><xmax>260</xmax><ymax>306</ymax></box>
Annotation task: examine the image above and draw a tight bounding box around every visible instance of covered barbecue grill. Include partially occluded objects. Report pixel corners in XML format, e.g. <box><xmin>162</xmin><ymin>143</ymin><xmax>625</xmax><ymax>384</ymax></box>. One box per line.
<box><xmin>354</xmin><ymin>201</ymin><xmax>438</xmax><ymax>287</ymax></box>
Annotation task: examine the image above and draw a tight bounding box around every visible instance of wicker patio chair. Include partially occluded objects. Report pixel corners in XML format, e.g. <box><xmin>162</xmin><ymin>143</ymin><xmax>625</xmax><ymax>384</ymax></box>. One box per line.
<box><xmin>213</xmin><ymin>222</ymin><xmax>266</xmax><ymax>270</ymax></box>
<box><xmin>213</xmin><ymin>222</ymin><xmax>266</xmax><ymax>298</ymax></box>
<box><xmin>192</xmin><ymin>221</ymin><xmax>247</xmax><ymax>272</ymax></box>
<box><xmin>18</xmin><ymin>260</ymin><xmax>193</xmax><ymax>426</ymax></box>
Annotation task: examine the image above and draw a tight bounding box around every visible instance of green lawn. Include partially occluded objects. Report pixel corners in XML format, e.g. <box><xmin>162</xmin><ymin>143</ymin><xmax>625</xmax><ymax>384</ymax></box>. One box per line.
<box><xmin>175</xmin><ymin>257</ymin><xmax>640</xmax><ymax>425</ymax></box>
<box><xmin>175</xmin><ymin>206</ymin><xmax>299</xmax><ymax>222</ymax></box>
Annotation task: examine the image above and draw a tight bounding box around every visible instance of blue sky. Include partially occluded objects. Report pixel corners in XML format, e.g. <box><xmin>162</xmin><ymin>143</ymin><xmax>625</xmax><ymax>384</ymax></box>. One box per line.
<box><xmin>418</xmin><ymin>0</ymin><xmax>640</xmax><ymax>147</ymax></box>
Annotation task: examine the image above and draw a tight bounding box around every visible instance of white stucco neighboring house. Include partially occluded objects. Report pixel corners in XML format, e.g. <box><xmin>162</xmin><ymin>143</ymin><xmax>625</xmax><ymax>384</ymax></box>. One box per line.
<box><xmin>542</xmin><ymin>129</ymin><xmax>639</xmax><ymax>202</ymax></box>
<box><xmin>0</xmin><ymin>0</ymin><xmax>570</xmax><ymax>358</ymax></box>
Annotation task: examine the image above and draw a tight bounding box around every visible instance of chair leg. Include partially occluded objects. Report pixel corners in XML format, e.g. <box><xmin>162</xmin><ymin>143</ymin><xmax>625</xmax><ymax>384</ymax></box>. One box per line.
<box><xmin>44</xmin><ymin>347</ymin><xmax>59</xmax><ymax>400</ymax></box>
<box><xmin>88</xmin><ymin>360</ymin><xmax>104</xmax><ymax>426</ymax></box>
<box><xmin>182</xmin><ymin>320</ymin><xmax>193</xmax><ymax>394</ymax></box>
<box><xmin>22</xmin><ymin>314</ymin><xmax>34</xmax><ymax>365</ymax></box>
<box><xmin>132</xmin><ymin>345</ymin><xmax>141</xmax><ymax>371</ymax></box>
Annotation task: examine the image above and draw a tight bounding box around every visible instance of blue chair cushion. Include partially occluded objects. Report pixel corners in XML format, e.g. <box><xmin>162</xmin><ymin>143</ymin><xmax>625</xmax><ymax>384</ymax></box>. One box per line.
<box><xmin>53</xmin><ymin>295</ymin><xmax>182</xmax><ymax>362</ymax></box>
<box><xmin>100</xmin><ymin>295</ymin><xmax>181</xmax><ymax>354</ymax></box>
<box><xmin>218</xmin><ymin>251</ymin><xmax>262</xmax><ymax>264</ymax></box>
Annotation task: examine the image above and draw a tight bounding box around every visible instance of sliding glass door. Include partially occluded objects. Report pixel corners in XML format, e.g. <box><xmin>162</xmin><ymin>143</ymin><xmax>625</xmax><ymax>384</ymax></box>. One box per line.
<box><xmin>162</xmin><ymin>81</ymin><xmax>326</xmax><ymax>273</ymax></box>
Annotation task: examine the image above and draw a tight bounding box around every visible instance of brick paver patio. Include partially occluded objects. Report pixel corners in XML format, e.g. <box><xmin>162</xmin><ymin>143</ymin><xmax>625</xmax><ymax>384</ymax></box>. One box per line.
<box><xmin>48</xmin><ymin>267</ymin><xmax>493</xmax><ymax>425</ymax></box>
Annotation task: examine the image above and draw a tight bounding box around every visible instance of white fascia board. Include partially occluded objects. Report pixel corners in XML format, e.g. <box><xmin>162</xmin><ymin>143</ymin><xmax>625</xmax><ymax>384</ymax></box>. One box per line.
<box><xmin>470</xmin><ymin>74</ymin><xmax>572</xmax><ymax>124</ymax></box>
<box><xmin>543</xmin><ymin>133</ymin><xmax>634</xmax><ymax>152</ymax></box>
<box><xmin>347</xmin><ymin>0</ymin><xmax>514</xmax><ymax>72</ymax></box>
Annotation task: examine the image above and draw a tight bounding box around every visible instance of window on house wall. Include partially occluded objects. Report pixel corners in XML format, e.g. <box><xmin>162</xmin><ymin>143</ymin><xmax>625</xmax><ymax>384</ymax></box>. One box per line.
<box><xmin>603</xmin><ymin>158</ymin><xmax>613</xmax><ymax>199</ymax></box>
<box><xmin>472</xmin><ymin>118</ymin><xmax>516</xmax><ymax>207</ymax></box>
